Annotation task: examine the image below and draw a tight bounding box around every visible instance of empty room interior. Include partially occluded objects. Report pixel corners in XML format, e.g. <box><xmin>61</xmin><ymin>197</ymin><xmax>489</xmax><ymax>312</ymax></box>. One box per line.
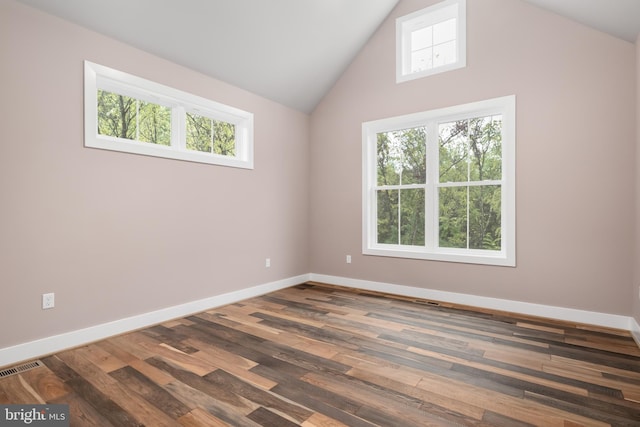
<box><xmin>2</xmin><ymin>0</ymin><xmax>640</xmax><ymax>425</ymax></box>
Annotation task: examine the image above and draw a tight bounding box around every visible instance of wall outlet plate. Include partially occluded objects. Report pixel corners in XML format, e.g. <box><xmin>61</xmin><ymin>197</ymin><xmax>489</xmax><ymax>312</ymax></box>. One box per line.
<box><xmin>42</xmin><ymin>293</ymin><xmax>55</xmax><ymax>310</ymax></box>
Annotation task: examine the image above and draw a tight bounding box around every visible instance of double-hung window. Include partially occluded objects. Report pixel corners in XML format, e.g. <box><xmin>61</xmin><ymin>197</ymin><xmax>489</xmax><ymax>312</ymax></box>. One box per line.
<box><xmin>396</xmin><ymin>0</ymin><xmax>466</xmax><ymax>82</ymax></box>
<box><xmin>362</xmin><ymin>96</ymin><xmax>516</xmax><ymax>266</ymax></box>
<box><xmin>84</xmin><ymin>61</ymin><xmax>254</xmax><ymax>168</ymax></box>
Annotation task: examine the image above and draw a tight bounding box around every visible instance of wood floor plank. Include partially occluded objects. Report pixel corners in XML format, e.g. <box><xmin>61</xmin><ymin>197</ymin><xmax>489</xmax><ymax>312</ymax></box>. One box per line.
<box><xmin>346</xmin><ymin>365</ymin><xmax>488</xmax><ymax>421</ymax></box>
<box><xmin>542</xmin><ymin>360</ymin><xmax>640</xmax><ymax>402</ymax></box>
<box><xmin>300</xmin><ymin>370</ymin><xmax>482</xmax><ymax>426</ymax></box>
<box><xmin>210</xmin><ymin>311</ymin><xmax>343</xmax><ymax>359</ymax></box>
<box><xmin>407</xmin><ymin>345</ymin><xmax>591</xmax><ymax>397</ymax></box>
<box><xmin>43</xmin><ymin>355</ymin><xmax>145</xmax><ymax>427</ymax></box>
<box><xmin>77</xmin><ymin>343</ymin><xmax>128</xmax><ymax>374</ymax></box>
<box><xmin>1</xmin><ymin>282</ymin><xmax>639</xmax><ymax>426</ymax></box>
<box><xmin>177</xmin><ymin>407</ymin><xmax>229</xmax><ymax>427</ymax></box>
<box><xmin>163</xmin><ymin>379</ymin><xmax>263</xmax><ymax>426</ymax></box>
<box><xmin>51</xmin><ymin>391</ymin><xmax>117</xmax><ymax>427</ymax></box>
<box><xmin>247</xmin><ymin>406</ymin><xmax>301</xmax><ymax>427</ymax></box>
<box><xmin>144</xmin><ymin>358</ymin><xmax>254</xmax><ymax>414</ymax></box>
<box><xmin>109</xmin><ymin>365</ymin><xmax>192</xmax><ymax>419</ymax></box>
<box><xmin>19</xmin><ymin>363</ymin><xmax>70</xmax><ymax>402</ymax></box>
<box><xmin>203</xmin><ymin>369</ymin><xmax>312</xmax><ymax>424</ymax></box>
<box><xmin>415</xmin><ymin>374</ymin><xmax>607</xmax><ymax>427</ymax></box>
<box><xmin>301</xmin><ymin>412</ymin><xmax>350</xmax><ymax>427</ymax></box>
<box><xmin>56</xmin><ymin>349</ymin><xmax>181</xmax><ymax>427</ymax></box>
<box><xmin>184</xmin><ymin>341</ymin><xmax>277</xmax><ymax>391</ymax></box>
<box><xmin>0</xmin><ymin>374</ymin><xmax>47</xmax><ymax>404</ymax></box>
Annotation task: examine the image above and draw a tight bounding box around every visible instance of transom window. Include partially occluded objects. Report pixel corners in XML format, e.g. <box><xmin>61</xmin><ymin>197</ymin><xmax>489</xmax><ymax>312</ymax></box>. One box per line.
<box><xmin>85</xmin><ymin>61</ymin><xmax>253</xmax><ymax>168</ymax></box>
<box><xmin>362</xmin><ymin>96</ymin><xmax>515</xmax><ymax>266</ymax></box>
<box><xmin>396</xmin><ymin>0</ymin><xmax>466</xmax><ymax>82</ymax></box>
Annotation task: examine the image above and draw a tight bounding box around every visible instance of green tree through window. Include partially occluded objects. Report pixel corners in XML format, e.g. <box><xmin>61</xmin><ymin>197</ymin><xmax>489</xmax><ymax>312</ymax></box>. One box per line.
<box><xmin>186</xmin><ymin>112</ymin><xmax>236</xmax><ymax>156</ymax></box>
<box><xmin>439</xmin><ymin>116</ymin><xmax>502</xmax><ymax>250</ymax></box>
<box><xmin>97</xmin><ymin>90</ymin><xmax>171</xmax><ymax>146</ymax></box>
<box><xmin>376</xmin><ymin>128</ymin><xmax>426</xmax><ymax>245</ymax></box>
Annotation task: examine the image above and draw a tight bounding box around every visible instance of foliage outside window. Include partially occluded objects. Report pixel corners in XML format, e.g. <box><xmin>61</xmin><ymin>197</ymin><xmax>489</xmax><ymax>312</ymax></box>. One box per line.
<box><xmin>85</xmin><ymin>61</ymin><xmax>253</xmax><ymax>168</ymax></box>
<box><xmin>362</xmin><ymin>96</ymin><xmax>515</xmax><ymax>266</ymax></box>
<box><xmin>396</xmin><ymin>0</ymin><xmax>466</xmax><ymax>83</ymax></box>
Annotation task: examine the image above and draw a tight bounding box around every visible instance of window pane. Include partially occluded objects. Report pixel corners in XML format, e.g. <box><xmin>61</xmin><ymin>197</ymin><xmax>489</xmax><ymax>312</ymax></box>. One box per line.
<box><xmin>377</xmin><ymin>189</ymin><xmax>398</xmax><ymax>244</ymax></box>
<box><xmin>399</xmin><ymin>127</ymin><xmax>426</xmax><ymax>184</ymax></box>
<box><xmin>138</xmin><ymin>101</ymin><xmax>171</xmax><ymax>146</ymax></box>
<box><xmin>213</xmin><ymin>120</ymin><xmax>236</xmax><ymax>156</ymax></box>
<box><xmin>469</xmin><ymin>185</ymin><xmax>501</xmax><ymax>250</ymax></box>
<box><xmin>411</xmin><ymin>47</ymin><xmax>433</xmax><ymax>73</ymax></box>
<box><xmin>97</xmin><ymin>90</ymin><xmax>136</xmax><ymax>140</ymax></box>
<box><xmin>377</xmin><ymin>132</ymin><xmax>401</xmax><ymax>185</ymax></box>
<box><xmin>97</xmin><ymin>90</ymin><xmax>171</xmax><ymax>145</ymax></box>
<box><xmin>186</xmin><ymin>112</ymin><xmax>213</xmax><ymax>153</ymax></box>
<box><xmin>411</xmin><ymin>26</ymin><xmax>432</xmax><ymax>51</ymax></box>
<box><xmin>433</xmin><ymin>40</ymin><xmax>457</xmax><ymax>67</ymax></box>
<box><xmin>377</xmin><ymin>128</ymin><xmax>426</xmax><ymax>186</ymax></box>
<box><xmin>400</xmin><ymin>188</ymin><xmax>425</xmax><ymax>245</ymax></box>
<box><xmin>433</xmin><ymin>18</ymin><xmax>456</xmax><ymax>44</ymax></box>
<box><xmin>439</xmin><ymin>186</ymin><xmax>467</xmax><ymax>249</ymax></box>
<box><xmin>468</xmin><ymin>115</ymin><xmax>502</xmax><ymax>181</ymax></box>
<box><xmin>439</xmin><ymin>120</ymin><xmax>468</xmax><ymax>182</ymax></box>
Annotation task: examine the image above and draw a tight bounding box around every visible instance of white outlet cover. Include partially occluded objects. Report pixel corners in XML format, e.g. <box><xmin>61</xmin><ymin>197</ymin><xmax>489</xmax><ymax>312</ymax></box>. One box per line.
<box><xmin>42</xmin><ymin>293</ymin><xmax>55</xmax><ymax>309</ymax></box>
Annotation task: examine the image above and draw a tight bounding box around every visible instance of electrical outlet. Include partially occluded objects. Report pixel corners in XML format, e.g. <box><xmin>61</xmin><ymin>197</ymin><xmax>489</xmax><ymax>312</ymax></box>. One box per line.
<box><xmin>42</xmin><ymin>293</ymin><xmax>55</xmax><ymax>310</ymax></box>
<box><xmin>346</xmin><ymin>255</ymin><xmax>352</xmax><ymax>264</ymax></box>
<box><xmin>265</xmin><ymin>258</ymin><xmax>271</xmax><ymax>268</ymax></box>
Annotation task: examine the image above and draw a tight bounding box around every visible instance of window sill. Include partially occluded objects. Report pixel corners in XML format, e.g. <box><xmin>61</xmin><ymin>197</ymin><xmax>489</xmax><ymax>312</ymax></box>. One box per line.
<box><xmin>363</xmin><ymin>246</ymin><xmax>515</xmax><ymax>267</ymax></box>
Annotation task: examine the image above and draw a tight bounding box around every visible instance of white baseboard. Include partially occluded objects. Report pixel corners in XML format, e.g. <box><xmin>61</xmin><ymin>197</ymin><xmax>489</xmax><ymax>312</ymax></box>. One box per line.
<box><xmin>310</xmin><ymin>274</ymin><xmax>635</xmax><ymax>331</ymax></box>
<box><xmin>631</xmin><ymin>318</ymin><xmax>640</xmax><ymax>348</ymax></box>
<box><xmin>2</xmin><ymin>272</ymin><xmax>637</xmax><ymax>368</ymax></box>
<box><xmin>0</xmin><ymin>274</ymin><xmax>310</xmax><ymax>369</ymax></box>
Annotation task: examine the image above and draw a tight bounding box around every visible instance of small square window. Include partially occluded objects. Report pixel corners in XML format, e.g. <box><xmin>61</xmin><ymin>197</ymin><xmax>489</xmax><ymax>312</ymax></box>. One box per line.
<box><xmin>397</xmin><ymin>0</ymin><xmax>466</xmax><ymax>83</ymax></box>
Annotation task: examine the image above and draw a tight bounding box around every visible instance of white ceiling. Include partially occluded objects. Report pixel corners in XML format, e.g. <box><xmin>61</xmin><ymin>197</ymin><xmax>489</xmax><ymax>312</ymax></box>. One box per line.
<box><xmin>523</xmin><ymin>0</ymin><xmax>640</xmax><ymax>43</ymax></box>
<box><xmin>15</xmin><ymin>0</ymin><xmax>399</xmax><ymax>113</ymax></box>
<box><xmin>15</xmin><ymin>0</ymin><xmax>640</xmax><ymax>113</ymax></box>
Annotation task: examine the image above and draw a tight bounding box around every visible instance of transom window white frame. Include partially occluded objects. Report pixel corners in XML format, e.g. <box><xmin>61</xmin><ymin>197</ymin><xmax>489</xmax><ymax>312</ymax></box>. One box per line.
<box><xmin>396</xmin><ymin>0</ymin><xmax>466</xmax><ymax>83</ymax></box>
<box><xmin>362</xmin><ymin>95</ymin><xmax>516</xmax><ymax>266</ymax></box>
<box><xmin>84</xmin><ymin>61</ymin><xmax>254</xmax><ymax>169</ymax></box>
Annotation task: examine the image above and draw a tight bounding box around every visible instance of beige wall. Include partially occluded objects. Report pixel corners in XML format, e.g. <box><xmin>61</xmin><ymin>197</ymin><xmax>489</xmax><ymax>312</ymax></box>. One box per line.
<box><xmin>310</xmin><ymin>0</ymin><xmax>637</xmax><ymax>316</ymax></box>
<box><xmin>2</xmin><ymin>0</ymin><xmax>639</xmax><ymax>353</ymax></box>
<box><xmin>0</xmin><ymin>1</ymin><xmax>310</xmax><ymax>348</ymax></box>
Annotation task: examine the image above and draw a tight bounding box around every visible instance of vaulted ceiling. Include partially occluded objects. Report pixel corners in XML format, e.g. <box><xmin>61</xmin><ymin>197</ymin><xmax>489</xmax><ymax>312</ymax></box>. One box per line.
<box><xmin>15</xmin><ymin>0</ymin><xmax>640</xmax><ymax>113</ymax></box>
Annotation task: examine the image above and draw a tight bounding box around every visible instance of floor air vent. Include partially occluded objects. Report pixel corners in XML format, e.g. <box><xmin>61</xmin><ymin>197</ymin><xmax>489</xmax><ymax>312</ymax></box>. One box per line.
<box><xmin>415</xmin><ymin>299</ymin><xmax>440</xmax><ymax>306</ymax></box>
<box><xmin>0</xmin><ymin>360</ymin><xmax>43</xmax><ymax>379</ymax></box>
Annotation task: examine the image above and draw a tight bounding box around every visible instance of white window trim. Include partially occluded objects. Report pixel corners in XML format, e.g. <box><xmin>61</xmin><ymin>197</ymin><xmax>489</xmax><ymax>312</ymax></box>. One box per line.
<box><xmin>84</xmin><ymin>61</ymin><xmax>254</xmax><ymax>169</ymax></box>
<box><xmin>396</xmin><ymin>0</ymin><xmax>466</xmax><ymax>83</ymax></box>
<box><xmin>362</xmin><ymin>95</ymin><xmax>516</xmax><ymax>267</ymax></box>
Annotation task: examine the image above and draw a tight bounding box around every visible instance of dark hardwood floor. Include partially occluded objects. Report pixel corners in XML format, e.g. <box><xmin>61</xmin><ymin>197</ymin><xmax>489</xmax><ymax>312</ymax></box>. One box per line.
<box><xmin>1</xmin><ymin>282</ymin><xmax>640</xmax><ymax>426</ymax></box>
